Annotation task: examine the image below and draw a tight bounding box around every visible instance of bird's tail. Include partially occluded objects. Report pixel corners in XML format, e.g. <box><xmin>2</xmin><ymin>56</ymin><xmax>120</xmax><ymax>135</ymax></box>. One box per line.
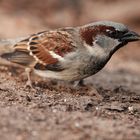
<box><xmin>0</xmin><ymin>37</ymin><xmax>27</xmax><ymax>67</ymax></box>
<box><xmin>0</xmin><ymin>37</ymin><xmax>26</xmax><ymax>55</ymax></box>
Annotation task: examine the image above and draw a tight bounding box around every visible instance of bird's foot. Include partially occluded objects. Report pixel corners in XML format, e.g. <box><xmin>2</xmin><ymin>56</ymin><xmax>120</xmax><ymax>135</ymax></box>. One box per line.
<box><xmin>71</xmin><ymin>80</ymin><xmax>103</xmax><ymax>101</ymax></box>
<box><xmin>25</xmin><ymin>79</ymin><xmax>33</xmax><ymax>89</ymax></box>
<box><xmin>24</xmin><ymin>68</ymin><xmax>38</xmax><ymax>92</ymax></box>
<box><xmin>87</xmin><ymin>86</ymin><xmax>103</xmax><ymax>101</ymax></box>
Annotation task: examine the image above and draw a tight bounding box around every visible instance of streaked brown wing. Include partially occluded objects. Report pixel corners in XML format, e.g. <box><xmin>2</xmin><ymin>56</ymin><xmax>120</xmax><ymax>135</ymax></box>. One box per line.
<box><xmin>28</xmin><ymin>30</ymin><xmax>76</xmax><ymax>64</ymax></box>
<box><xmin>14</xmin><ymin>30</ymin><xmax>76</xmax><ymax>67</ymax></box>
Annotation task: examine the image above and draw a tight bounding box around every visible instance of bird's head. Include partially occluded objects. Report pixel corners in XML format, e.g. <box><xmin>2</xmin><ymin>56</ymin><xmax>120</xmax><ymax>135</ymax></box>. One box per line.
<box><xmin>80</xmin><ymin>21</ymin><xmax>140</xmax><ymax>56</ymax></box>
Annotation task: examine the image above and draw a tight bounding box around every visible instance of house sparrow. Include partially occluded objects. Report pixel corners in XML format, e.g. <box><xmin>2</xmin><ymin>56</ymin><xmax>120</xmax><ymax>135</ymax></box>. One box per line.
<box><xmin>0</xmin><ymin>21</ymin><xmax>139</xmax><ymax>89</ymax></box>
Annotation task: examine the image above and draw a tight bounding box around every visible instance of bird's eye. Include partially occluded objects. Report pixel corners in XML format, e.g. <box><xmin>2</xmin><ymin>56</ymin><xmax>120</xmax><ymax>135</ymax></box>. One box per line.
<box><xmin>106</xmin><ymin>29</ymin><xmax>116</xmax><ymax>36</ymax></box>
<box><xmin>105</xmin><ymin>28</ymin><xmax>129</xmax><ymax>39</ymax></box>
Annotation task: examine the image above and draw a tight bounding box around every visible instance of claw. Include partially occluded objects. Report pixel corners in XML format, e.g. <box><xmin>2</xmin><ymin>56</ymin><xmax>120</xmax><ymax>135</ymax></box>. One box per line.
<box><xmin>71</xmin><ymin>80</ymin><xmax>103</xmax><ymax>101</ymax></box>
<box><xmin>25</xmin><ymin>79</ymin><xmax>33</xmax><ymax>89</ymax></box>
<box><xmin>88</xmin><ymin>87</ymin><xmax>103</xmax><ymax>101</ymax></box>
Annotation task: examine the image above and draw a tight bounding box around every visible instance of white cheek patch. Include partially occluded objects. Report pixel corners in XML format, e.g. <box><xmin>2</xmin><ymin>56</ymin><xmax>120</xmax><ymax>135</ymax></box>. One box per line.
<box><xmin>84</xmin><ymin>41</ymin><xmax>105</xmax><ymax>56</ymax></box>
<box><xmin>110</xmin><ymin>38</ymin><xmax>120</xmax><ymax>47</ymax></box>
<box><xmin>97</xmin><ymin>35</ymin><xmax>120</xmax><ymax>47</ymax></box>
<box><xmin>84</xmin><ymin>35</ymin><xmax>121</xmax><ymax>57</ymax></box>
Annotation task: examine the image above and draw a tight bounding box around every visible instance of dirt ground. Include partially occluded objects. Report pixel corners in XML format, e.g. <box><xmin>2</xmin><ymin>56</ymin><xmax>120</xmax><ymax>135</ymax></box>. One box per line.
<box><xmin>0</xmin><ymin>0</ymin><xmax>140</xmax><ymax>140</ymax></box>
<box><xmin>0</xmin><ymin>58</ymin><xmax>140</xmax><ymax>140</ymax></box>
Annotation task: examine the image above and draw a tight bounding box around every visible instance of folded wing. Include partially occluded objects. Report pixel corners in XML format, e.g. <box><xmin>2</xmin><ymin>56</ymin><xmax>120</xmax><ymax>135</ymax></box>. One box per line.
<box><xmin>2</xmin><ymin>29</ymin><xmax>76</xmax><ymax>70</ymax></box>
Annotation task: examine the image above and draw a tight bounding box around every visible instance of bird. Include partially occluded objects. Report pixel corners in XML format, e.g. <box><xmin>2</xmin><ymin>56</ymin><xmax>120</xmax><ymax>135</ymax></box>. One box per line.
<box><xmin>0</xmin><ymin>21</ymin><xmax>139</xmax><ymax>91</ymax></box>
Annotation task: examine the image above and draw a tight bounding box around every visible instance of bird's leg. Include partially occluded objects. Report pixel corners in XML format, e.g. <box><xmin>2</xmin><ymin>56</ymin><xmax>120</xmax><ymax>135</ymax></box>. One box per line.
<box><xmin>25</xmin><ymin>68</ymin><xmax>33</xmax><ymax>88</ymax></box>
<box><xmin>72</xmin><ymin>80</ymin><xmax>103</xmax><ymax>101</ymax></box>
<box><xmin>72</xmin><ymin>79</ymin><xmax>84</xmax><ymax>88</ymax></box>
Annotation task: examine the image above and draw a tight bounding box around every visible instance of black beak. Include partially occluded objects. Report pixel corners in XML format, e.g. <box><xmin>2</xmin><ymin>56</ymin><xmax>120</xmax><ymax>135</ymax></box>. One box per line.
<box><xmin>120</xmin><ymin>31</ymin><xmax>140</xmax><ymax>42</ymax></box>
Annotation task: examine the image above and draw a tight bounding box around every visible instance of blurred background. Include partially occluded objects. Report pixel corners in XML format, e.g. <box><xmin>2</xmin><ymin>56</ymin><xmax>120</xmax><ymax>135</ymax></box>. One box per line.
<box><xmin>0</xmin><ymin>0</ymin><xmax>140</xmax><ymax>73</ymax></box>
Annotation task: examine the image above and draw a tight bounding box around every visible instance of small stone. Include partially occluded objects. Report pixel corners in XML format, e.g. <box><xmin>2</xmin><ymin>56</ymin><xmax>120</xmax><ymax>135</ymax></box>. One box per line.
<box><xmin>64</xmin><ymin>99</ymin><xmax>67</xmax><ymax>102</ymax></box>
<box><xmin>95</xmin><ymin>106</ymin><xmax>99</xmax><ymax>110</ymax></box>
<box><xmin>52</xmin><ymin>109</ymin><xmax>57</xmax><ymax>113</ymax></box>
<box><xmin>128</xmin><ymin>106</ymin><xmax>134</xmax><ymax>112</ymax></box>
<box><xmin>75</xmin><ymin>122</ymin><xmax>80</xmax><ymax>128</ymax></box>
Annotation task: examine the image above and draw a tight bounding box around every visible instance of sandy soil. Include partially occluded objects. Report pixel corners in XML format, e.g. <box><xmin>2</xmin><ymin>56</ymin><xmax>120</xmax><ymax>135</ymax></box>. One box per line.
<box><xmin>0</xmin><ymin>59</ymin><xmax>140</xmax><ymax>140</ymax></box>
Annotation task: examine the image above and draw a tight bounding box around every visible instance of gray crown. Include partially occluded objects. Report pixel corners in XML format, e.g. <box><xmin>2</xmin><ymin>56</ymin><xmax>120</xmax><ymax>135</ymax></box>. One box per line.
<box><xmin>83</xmin><ymin>21</ymin><xmax>128</xmax><ymax>32</ymax></box>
